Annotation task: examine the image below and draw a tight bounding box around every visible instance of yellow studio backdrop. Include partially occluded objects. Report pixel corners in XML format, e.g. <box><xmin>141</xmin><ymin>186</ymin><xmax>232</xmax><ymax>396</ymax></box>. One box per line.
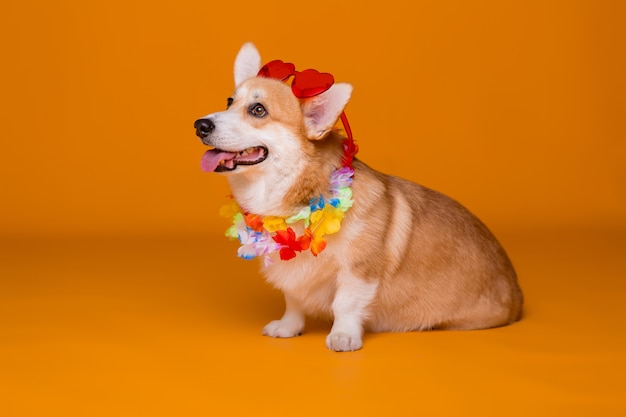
<box><xmin>1</xmin><ymin>1</ymin><xmax>625</xmax><ymax>416</ymax></box>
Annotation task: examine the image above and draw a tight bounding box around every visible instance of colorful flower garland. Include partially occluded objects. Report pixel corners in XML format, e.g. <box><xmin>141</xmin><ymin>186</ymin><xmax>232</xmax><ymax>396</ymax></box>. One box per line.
<box><xmin>221</xmin><ymin>166</ymin><xmax>354</xmax><ymax>267</ymax></box>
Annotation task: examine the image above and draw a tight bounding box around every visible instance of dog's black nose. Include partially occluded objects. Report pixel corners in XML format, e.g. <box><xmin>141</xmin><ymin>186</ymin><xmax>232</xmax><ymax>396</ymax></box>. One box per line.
<box><xmin>194</xmin><ymin>118</ymin><xmax>215</xmax><ymax>138</ymax></box>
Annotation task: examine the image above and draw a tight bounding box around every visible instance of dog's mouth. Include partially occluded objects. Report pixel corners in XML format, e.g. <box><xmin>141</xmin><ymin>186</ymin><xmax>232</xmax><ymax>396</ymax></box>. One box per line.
<box><xmin>200</xmin><ymin>146</ymin><xmax>268</xmax><ymax>172</ymax></box>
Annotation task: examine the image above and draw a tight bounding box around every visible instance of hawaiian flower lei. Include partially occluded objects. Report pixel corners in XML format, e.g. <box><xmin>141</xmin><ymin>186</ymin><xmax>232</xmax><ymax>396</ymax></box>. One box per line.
<box><xmin>220</xmin><ymin>166</ymin><xmax>355</xmax><ymax>267</ymax></box>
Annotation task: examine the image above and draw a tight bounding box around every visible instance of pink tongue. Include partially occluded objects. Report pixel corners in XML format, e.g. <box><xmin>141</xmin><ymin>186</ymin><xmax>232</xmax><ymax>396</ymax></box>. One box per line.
<box><xmin>200</xmin><ymin>149</ymin><xmax>237</xmax><ymax>172</ymax></box>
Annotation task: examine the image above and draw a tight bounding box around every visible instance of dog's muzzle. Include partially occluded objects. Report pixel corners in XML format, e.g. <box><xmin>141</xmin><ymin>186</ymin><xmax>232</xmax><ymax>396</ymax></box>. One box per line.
<box><xmin>194</xmin><ymin>118</ymin><xmax>215</xmax><ymax>140</ymax></box>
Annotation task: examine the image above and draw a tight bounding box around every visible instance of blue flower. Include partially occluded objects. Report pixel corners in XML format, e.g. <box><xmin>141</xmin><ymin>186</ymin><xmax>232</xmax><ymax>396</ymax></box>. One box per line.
<box><xmin>310</xmin><ymin>195</ymin><xmax>325</xmax><ymax>212</ymax></box>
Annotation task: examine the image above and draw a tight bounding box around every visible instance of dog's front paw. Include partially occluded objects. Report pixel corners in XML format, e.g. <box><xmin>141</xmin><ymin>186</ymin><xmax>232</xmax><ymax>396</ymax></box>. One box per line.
<box><xmin>262</xmin><ymin>319</ymin><xmax>303</xmax><ymax>338</ymax></box>
<box><xmin>326</xmin><ymin>331</ymin><xmax>363</xmax><ymax>352</ymax></box>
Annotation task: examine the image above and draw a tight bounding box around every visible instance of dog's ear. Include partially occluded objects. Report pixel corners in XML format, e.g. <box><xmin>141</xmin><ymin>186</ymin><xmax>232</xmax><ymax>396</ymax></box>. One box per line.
<box><xmin>302</xmin><ymin>83</ymin><xmax>353</xmax><ymax>140</ymax></box>
<box><xmin>234</xmin><ymin>43</ymin><xmax>262</xmax><ymax>87</ymax></box>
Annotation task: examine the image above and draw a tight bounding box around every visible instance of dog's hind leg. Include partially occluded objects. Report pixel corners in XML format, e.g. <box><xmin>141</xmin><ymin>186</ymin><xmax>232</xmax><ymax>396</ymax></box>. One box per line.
<box><xmin>262</xmin><ymin>294</ymin><xmax>306</xmax><ymax>338</ymax></box>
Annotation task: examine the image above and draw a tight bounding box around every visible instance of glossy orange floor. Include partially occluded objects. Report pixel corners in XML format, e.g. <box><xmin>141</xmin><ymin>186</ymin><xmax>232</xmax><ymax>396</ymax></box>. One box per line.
<box><xmin>1</xmin><ymin>230</ymin><xmax>624</xmax><ymax>416</ymax></box>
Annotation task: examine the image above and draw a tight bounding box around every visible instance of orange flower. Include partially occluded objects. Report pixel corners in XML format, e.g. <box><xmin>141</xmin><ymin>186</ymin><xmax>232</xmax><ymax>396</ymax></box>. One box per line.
<box><xmin>244</xmin><ymin>213</ymin><xmax>264</xmax><ymax>232</ymax></box>
<box><xmin>310</xmin><ymin>237</ymin><xmax>327</xmax><ymax>256</ymax></box>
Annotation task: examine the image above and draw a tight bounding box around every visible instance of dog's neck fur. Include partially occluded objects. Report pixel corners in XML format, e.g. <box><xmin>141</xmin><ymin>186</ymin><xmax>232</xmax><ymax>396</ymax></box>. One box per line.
<box><xmin>227</xmin><ymin>131</ymin><xmax>344</xmax><ymax>217</ymax></box>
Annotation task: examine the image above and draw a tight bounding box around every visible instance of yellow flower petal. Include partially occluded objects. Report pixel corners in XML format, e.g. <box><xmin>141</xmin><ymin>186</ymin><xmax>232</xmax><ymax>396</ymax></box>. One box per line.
<box><xmin>220</xmin><ymin>200</ymin><xmax>241</xmax><ymax>218</ymax></box>
<box><xmin>310</xmin><ymin>206</ymin><xmax>344</xmax><ymax>238</ymax></box>
<box><xmin>263</xmin><ymin>216</ymin><xmax>287</xmax><ymax>232</ymax></box>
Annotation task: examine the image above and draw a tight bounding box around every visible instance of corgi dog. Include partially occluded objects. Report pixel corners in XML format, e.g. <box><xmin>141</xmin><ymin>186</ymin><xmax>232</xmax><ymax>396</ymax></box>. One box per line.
<box><xmin>194</xmin><ymin>43</ymin><xmax>523</xmax><ymax>352</ymax></box>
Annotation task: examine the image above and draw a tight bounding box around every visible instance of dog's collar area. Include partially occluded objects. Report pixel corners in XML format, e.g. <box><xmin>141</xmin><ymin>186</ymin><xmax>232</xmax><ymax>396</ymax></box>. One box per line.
<box><xmin>221</xmin><ymin>166</ymin><xmax>355</xmax><ymax>266</ymax></box>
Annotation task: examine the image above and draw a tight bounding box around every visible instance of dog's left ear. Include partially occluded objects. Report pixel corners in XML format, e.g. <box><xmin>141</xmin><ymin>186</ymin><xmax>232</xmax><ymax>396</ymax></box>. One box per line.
<box><xmin>234</xmin><ymin>43</ymin><xmax>262</xmax><ymax>87</ymax></box>
<box><xmin>302</xmin><ymin>83</ymin><xmax>353</xmax><ymax>140</ymax></box>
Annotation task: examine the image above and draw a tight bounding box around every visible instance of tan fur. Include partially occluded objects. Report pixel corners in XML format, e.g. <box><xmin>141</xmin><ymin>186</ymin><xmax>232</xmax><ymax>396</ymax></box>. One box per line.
<box><xmin>262</xmin><ymin>154</ymin><xmax>523</xmax><ymax>332</ymax></box>
<box><xmin>198</xmin><ymin>43</ymin><xmax>523</xmax><ymax>351</ymax></box>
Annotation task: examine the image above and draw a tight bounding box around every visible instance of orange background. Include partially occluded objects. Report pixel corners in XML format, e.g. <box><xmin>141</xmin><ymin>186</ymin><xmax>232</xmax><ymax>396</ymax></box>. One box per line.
<box><xmin>2</xmin><ymin>0</ymin><xmax>624</xmax><ymax>235</ymax></box>
<box><xmin>1</xmin><ymin>0</ymin><xmax>625</xmax><ymax>416</ymax></box>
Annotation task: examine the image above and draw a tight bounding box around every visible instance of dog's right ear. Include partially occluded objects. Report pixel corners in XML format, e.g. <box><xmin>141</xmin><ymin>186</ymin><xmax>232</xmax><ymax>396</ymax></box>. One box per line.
<box><xmin>234</xmin><ymin>43</ymin><xmax>262</xmax><ymax>87</ymax></box>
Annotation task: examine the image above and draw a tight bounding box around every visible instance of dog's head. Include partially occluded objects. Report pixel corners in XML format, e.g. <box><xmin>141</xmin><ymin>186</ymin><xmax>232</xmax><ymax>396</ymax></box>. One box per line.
<box><xmin>194</xmin><ymin>43</ymin><xmax>353</xmax><ymax>175</ymax></box>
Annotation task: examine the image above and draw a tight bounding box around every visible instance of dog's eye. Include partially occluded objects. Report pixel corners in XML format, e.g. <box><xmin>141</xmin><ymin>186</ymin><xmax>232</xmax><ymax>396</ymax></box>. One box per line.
<box><xmin>226</xmin><ymin>97</ymin><xmax>233</xmax><ymax>109</ymax></box>
<box><xmin>249</xmin><ymin>103</ymin><xmax>267</xmax><ymax>118</ymax></box>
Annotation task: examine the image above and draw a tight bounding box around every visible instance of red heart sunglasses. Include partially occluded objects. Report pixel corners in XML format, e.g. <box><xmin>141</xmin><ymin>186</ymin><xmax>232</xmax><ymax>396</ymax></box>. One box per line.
<box><xmin>257</xmin><ymin>60</ymin><xmax>358</xmax><ymax>168</ymax></box>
